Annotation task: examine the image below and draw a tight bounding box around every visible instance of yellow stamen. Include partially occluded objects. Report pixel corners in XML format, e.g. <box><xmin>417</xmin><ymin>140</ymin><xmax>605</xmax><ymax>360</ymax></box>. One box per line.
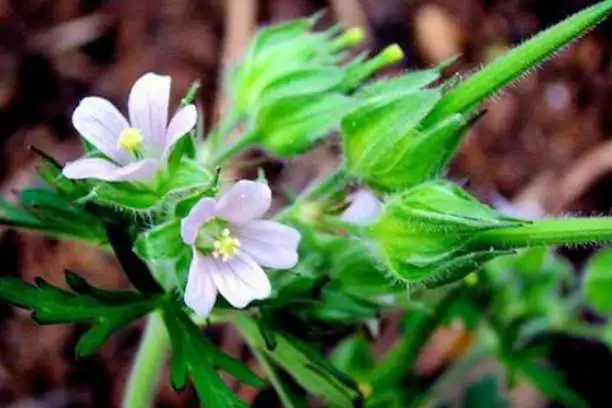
<box><xmin>212</xmin><ymin>228</ymin><xmax>241</xmax><ymax>261</ymax></box>
<box><xmin>117</xmin><ymin>127</ymin><xmax>143</xmax><ymax>152</ymax></box>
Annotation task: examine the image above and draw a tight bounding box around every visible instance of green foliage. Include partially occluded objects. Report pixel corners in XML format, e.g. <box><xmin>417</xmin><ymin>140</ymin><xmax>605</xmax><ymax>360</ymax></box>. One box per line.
<box><xmin>161</xmin><ymin>299</ymin><xmax>264</xmax><ymax>408</ymax></box>
<box><xmin>514</xmin><ymin>359</ymin><xmax>587</xmax><ymax>408</ymax></box>
<box><xmin>463</xmin><ymin>376</ymin><xmax>508</xmax><ymax>408</ymax></box>
<box><xmin>583</xmin><ymin>248</ymin><xmax>612</xmax><ymax>314</ymax></box>
<box><xmin>0</xmin><ymin>187</ymin><xmax>106</xmax><ymax>242</ymax></box>
<box><xmin>0</xmin><ymin>272</ymin><xmax>158</xmax><ymax>357</ymax></box>
<box><xmin>4</xmin><ymin>3</ymin><xmax>612</xmax><ymax>408</ymax></box>
<box><xmin>236</xmin><ymin>314</ymin><xmax>362</xmax><ymax>407</ymax></box>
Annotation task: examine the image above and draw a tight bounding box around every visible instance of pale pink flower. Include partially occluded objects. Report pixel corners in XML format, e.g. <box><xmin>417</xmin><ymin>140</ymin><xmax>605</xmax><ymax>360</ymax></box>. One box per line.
<box><xmin>341</xmin><ymin>189</ymin><xmax>382</xmax><ymax>225</ymax></box>
<box><xmin>63</xmin><ymin>73</ymin><xmax>197</xmax><ymax>182</ymax></box>
<box><xmin>181</xmin><ymin>180</ymin><xmax>301</xmax><ymax>316</ymax></box>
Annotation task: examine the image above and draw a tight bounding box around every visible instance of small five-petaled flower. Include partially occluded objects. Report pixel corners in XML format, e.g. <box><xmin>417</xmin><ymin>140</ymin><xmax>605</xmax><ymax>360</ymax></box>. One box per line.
<box><xmin>181</xmin><ymin>180</ymin><xmax>301</xmax><ymax>316</ymax></box>
<box><xmin>63</xmin><ymin>72</ymin><xmax>197</xmax><ymax>182</ymax></box>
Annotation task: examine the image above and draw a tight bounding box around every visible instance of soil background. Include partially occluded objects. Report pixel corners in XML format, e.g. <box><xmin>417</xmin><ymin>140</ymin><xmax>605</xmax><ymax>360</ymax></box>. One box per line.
<box><xmin>2</xmin><ymin>0</ymin><xmax>612</xmax><ymax>406</ymax></box>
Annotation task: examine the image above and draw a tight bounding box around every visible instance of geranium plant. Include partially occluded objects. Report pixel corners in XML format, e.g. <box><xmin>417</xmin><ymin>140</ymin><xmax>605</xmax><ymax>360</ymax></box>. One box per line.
<box><xmin>3</xmin><ymin>2</ymin><xmax>612</xmax><ymax>407</ymax></box>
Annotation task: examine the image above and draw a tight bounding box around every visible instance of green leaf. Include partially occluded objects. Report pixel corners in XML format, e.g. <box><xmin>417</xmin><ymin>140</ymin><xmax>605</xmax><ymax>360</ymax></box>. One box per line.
<box><xmin>583</xmin><ymin>248</ymin><xmax>612</xmax><ymax>314</ymax></box>
<box><xmin>251</xmin><ymin>347</ymin><xmax>310</xmax><ymax>408</ymax></box>
<box><xmin>515</xmin><ymin>359</ymin><xmax>587</xmax><ymax>408</ymax></box>
<box><xmin>0</xmin><ymin>274</ymin><xmax>158</xmax><ymax>357</ymax></box>
<box><xmin>422</xmin><ymin>0</ymin><xmax>612</xmax><ymax>126</ymax></box>
<box><xmin>463</xmin><ymin>375</ymin><xmax>508</xmax><ymax>408</ymax></box>
<box><xmin>236</xmin><ymin>314</ymin><xmax>362</xmax><ymax>407</ymax></box>
<box><xmin>1</xmin><ymin>188</ymin><xmax>106</xmax><ymax>242</ymax></box>
<box><xmin>134</xmin><ymin>220</ymin><xmax>188</xmax><ymax>262</ymax></box>
<box><xmin>330</xmin><ymin>334</ymin><xmax>374</xmax><ymax>382</ymax></box>
<box><xmin>161</xmin><ymin>298</ymin><xmax>263</xmax><ymax>408</ymax></box>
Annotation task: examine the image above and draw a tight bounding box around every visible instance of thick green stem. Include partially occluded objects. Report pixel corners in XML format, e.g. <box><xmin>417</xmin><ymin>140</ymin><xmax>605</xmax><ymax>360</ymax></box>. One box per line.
<box><xmin>467</xmin><ymin>217</ymin><xmax>612</xmax><ymax>251</ymax></box>
<box><xmin>122</xmin><ymin>311</ymin><xmax>170</xmax><ymax>408</ymax></box>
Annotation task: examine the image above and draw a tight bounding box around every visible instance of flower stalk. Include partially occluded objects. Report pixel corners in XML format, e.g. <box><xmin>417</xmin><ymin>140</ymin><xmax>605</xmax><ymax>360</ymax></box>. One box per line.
<box><xmin>122</xmin><ymin>311</ymin><xmax>169</xmax><ymax>408</ymax></box>
<box><xmin>466</xmin><ymin>217</ymin><xmax>612</xmax><ymax>251</ymax></box>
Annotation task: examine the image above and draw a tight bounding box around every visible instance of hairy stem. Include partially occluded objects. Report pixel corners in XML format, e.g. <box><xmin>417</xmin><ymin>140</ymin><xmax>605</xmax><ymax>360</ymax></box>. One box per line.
<box><xmin>467</xmin><ymin>217</ymin><xmax>612</xmax><ymax>250</ymax></box>
<box><xmin>122</xmin><ymin>311</ymin><xmax>169</xmax><ymax>408</ymax></box>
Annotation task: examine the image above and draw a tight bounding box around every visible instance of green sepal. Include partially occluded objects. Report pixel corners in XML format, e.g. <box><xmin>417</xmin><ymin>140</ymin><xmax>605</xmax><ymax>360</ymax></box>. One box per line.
<box><xmin>134</xmin><ymin>219</ymin><xmax>188</xmax><ymax>262</ymax></box>
<box><xmin>371</xmin><ymin>181</ymin><xmax>525</xmax><ymax>284</ymax></box>
<box><xmin>342</xmin><ymin>89</ymin><xmax>443</xmax><ymax>191</ymax></box>
<box><xmin>355</xmin><ymin>66</ymin><xmax>443</xmax><ymax>99</ymax></box>
<box><xmin>161</xmin><ymin>159</ymin><xmax>214</xmax><ymax>195</ymax></box>
<box><xmin>81</xmin><ymin>182</ymin><xmax>161</xmax><ymax>211</ymax></box>
<box><xmin>0</xmin><ymin>272</ymin><xmax>159</xmax><ymax>357</ymax></box>
<box><xmin>252</xmin><ymin>92</ymin><xmax>357</xmax><ymax>156</ymax></box>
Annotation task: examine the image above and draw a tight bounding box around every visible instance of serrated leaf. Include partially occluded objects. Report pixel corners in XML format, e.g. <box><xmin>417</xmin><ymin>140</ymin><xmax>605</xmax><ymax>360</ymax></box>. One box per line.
<box><xmin>236</xmin><ymin>314</ymin><xmax>362</xmax><ymax>407</ymax></box>
<box><xmin>161</xmin><ymin>298</ymin><xmax>263</xmax><ymax>408</ymax></box>
<box><xmin>1</xmin><ymin>188</ymin><xmax>106</xmax><ymax>242</ymax></box>
<box><xmin>0</xmin><ymin>274</ymin><xmax>158</xmax><ymax>357</ymax></box>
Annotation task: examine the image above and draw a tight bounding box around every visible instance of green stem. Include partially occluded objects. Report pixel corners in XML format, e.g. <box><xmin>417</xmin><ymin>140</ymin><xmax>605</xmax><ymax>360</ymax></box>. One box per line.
<box><xmin>211</xmin><ymin>131</ymin><xmax>256</xmax><ymax>166</ymax></box>
<box><xmin>122</xmin><ymin>311</ymin><xmax>170</xmax><ymax>408</ymax></box>
<box><xmin>467</xmin><ymin>217</ymin><xmax>612</xmax><ymax>251</ymax></box>
<box><xmin>276</xmin><ymin>166</ymin><xmax>348</xmax><ymax>222</ymax></box>
<box><xmin>207</xmin><ymin>112</ymin><xmax>243</xmax><ymax>160</ymax></box>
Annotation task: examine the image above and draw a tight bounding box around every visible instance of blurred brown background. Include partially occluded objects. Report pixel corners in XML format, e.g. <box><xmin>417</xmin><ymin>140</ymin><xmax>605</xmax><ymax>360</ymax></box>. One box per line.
<box><xmin>2</xmin><ymin>0</ymin><xmax>612</xmax><ymax>406</ymax></box>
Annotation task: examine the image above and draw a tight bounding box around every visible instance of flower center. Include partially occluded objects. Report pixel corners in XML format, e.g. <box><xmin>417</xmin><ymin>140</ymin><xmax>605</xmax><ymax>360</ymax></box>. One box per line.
<box><xmin>212</xmin><ymin>228</ymin><xmax>241</xmax><ymax>261</ymax></box>
<box><xmin>117</xmin><ymin>128</ymin><xmax>143</xmax><ymax>152</ymax></box>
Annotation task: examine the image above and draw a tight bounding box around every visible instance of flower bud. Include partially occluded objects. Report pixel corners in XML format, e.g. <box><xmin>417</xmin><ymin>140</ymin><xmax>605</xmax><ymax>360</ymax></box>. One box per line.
<box><xmin>369</xmin><ymin>181</ymin><xmax>525</xmax><ymax>286</ymax></box>
<box><xmin>229</xmin><ymin>16</ymin><xmax>362</xmax><ymax>116</ymax></box>
<box><xmin>342</xmin><ymin>84</ymin><xmax>480</xmax><ymax>192</ymax></box>
<box><xmin>249</xmin><ymin>91</ymin><xmax>357</xmax><ymax>156</ymax></box>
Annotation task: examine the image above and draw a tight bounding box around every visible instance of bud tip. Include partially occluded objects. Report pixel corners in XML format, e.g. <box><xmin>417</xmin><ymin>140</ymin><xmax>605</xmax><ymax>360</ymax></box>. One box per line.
<box><xmin>381</xmin><ymin>44</ymin><xmax>404</xmax><ymax>64</ymax></box>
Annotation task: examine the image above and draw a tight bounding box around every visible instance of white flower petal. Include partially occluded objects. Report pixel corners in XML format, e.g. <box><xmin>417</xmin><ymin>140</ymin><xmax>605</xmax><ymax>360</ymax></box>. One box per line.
<box><xmin>72</xmin><ymin>97</ymin><xmax>131</xmax><ymax>165</ymax></box>
<box><xmin>215</xmin><ymin>180</ymin><xmax>272</xmax><ymax>223</ymax></box>
<box><xmin>62</xmin><ymin>157</ymin><xmax>159</xmax><ymax>182</ymax></box>
<box><xmin>341</xmin><ymin>189</ymin><xmax>383</xmax><ymax>225</ymax></box>
<box><xmin>209</xmin><ymin>251</ymin><xmax>271</xmax><ymax>308</ymax></box>
<box><xmin>162</xmin><ymin>104</ymin><xmax>198</xmax><ymax>161</ymax></box>
<box><xmin>184</xmin><ymin>248</ymin><xmax>218</xmax><ymax>317</ymax></box>
<box><xmin>233</xmin><ymin>220</ymin><xmax>300</xmax><ymax>269</ymax></box>
<box><xmin>128</xmin><ymin>72</ymin><xmax>171</xmax><ymax>153</ymax></box>
<box><xmin>181</xmin><ymin>197</ymin><xmax>217</xmax><ymax>245</ymax></box>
